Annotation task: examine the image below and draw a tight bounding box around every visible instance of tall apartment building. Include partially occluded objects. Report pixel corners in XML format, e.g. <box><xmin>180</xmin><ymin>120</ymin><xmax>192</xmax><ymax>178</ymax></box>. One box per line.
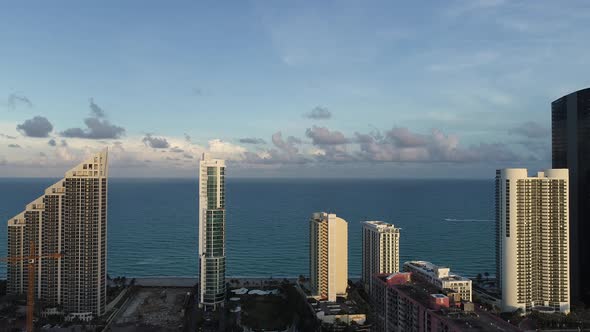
<box><xmin>552</xmin><ymin>87</ymin><xmax>590</xmax><ymax>304</ymax></box>
<box><xmin>7</xmin><ymin>150</ymin><xmax>108</xmax><ymax>321</ymax></box>
<box><xmin>403</xmin><ymin>261</ymin><xmax>472</xmax><ymax>302</ymax></box>
<box><xmin>495</xmin><ymin>168</ymin><xmax>570</xmax><ymax>313</ymax></box>
<box><xmin>198</xmin><ymin>154</ymin><xmax>226</xmax><ymax>310</ymax></box>
<box><xmin>361</xmin><ymin>221</ymin><xmax>400</xmax><ymax>295</ymax></box>
<box><xmin>310</xmin><ymin>212</ymin><xmax>348</xmax><ymax>302</ymax></box>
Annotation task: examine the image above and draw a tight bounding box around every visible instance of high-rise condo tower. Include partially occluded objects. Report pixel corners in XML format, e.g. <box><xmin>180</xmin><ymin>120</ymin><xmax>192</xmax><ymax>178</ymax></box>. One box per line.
<box><xmin>309</xmin><ymin>212</ymin><xmax>348</xmax><ymax>302</ymax></box>
<box><xmin>361</xmin><ymin>221</ymin><xmax>400</xmax><ymax>295</ymax></box>
<box><xmin>495</xmin><ymin>168</ymin><xmax>570</xmax><ymax>313</ymax></box>
<box><xmin>7</xmin><ymin>149</ymin><xmax>108</xmax><ymax>321</ymax></box>
<box><xmin>198</xmin><ymin>154</ymin><xmax>226</xmax><ymax>310</ymax></box>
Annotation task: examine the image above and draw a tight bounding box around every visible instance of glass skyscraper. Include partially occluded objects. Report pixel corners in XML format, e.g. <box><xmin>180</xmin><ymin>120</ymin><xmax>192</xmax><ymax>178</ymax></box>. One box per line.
<box><xmin>198</xmin><ymin>154</ymin><xmax>226</xmax><ymax>310</ymax></box>
<box><xmin>552</xmin><ymin>87</ymin><xmax>590</xmax><ymax>304</ymax></box>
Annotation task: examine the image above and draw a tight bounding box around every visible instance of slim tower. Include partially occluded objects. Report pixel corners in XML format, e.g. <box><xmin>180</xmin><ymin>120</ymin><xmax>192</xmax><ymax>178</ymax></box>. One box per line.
<box><xmin>552</xmin><ymin>87</ymin><xmax>590</xmax><ymax>304</ymax></box>
<box><xmin>495</xmin><ymin>168</ymin><xmax>569</xmax><ymax>313</ymax></box>
<box><xmin>361</xmin><ymin>221</ymin><xmax>400</xmax><ymax>295</ymax></box>
<box><xmin>6</xmin><ymin>149</ymin><xmax>108</xmax><ymax>320</ymax></box>
<box><xmin>198</xmin><ymin>154</ymin><xmax>226</xmax><ymax>310</ymax></box>
<box><xmin>310</xmin><ymin>212</ymin><xmax>348</xmax><ymax>302</ymax></box>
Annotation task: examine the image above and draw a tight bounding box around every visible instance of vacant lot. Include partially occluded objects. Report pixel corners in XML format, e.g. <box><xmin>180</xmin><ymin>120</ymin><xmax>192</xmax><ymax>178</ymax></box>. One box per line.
<box><xmin>240</xmin><ymin>294</ymin><xmax>294</xmax><ymax>331</ymax></box>
<box><xmin>111</xmin><ymin>287</ymin><xmax>190</xmax><ymax>332</ymax></box>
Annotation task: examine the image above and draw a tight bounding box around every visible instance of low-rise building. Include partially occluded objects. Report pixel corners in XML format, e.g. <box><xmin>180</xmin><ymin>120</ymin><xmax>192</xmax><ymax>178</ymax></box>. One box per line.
<box><xmin>310</xmin><ymin>299</ymin><xmax>366</xmax><ymax>326</ymax></box>
<box><xmin>404</xmin><ymin>261</ymin><xmax>472</xmax><ymax>302</ymax></box>
<box><xmin>371</xmin><ymin>272</ymin><xmax>519</xmax><ymax>332</ymax></box>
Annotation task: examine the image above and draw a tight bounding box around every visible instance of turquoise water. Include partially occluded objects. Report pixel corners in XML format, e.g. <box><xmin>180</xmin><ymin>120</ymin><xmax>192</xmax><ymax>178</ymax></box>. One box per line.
<box><xmin>0</xmin><ymin>178</ymin><xmax>495</xmax><ymax>279</ymax></box>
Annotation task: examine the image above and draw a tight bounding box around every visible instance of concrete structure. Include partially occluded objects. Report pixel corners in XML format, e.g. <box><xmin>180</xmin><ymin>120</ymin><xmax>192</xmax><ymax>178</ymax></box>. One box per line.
<box><xmin>495</xmin><ymin>168</ymin><xmax>570</xmax><ymax>313</ymax></box>
<box><xmin>371</xmin><ymin>272</ymin><xmax>519</xmax><ymax>332</ymax></box>
<box><xmin>313</xmin><ymin>301</ymin><xmax>366</xmax><ymax>326</ymax></box>
<box><xmin>6</xmin><ymin>150</ymin><xmax>109</xmax><ymax>320</ymax></box>
<box><xmin>552</xmin><ymin>87</ymin><xmax>590</xmax><ymax>304</ymax></box>
<box><xmin>361</xmin><ymin>221</ymin><xmax>400</xmax><ymax>295</ymax></box>
<box><xmin>403</xmin><ymin>261</ymin><xmax>472</xmax><ymax>302</ymax></box>
<box><xmin>198</xmin><ymin>154</ymin><xmax>226</xmax><ymax>310</ymax></box>
<box><xmin>309</xmin><ymin>212</ymin><xmax>348</xmax><ymax>302</ymax></box>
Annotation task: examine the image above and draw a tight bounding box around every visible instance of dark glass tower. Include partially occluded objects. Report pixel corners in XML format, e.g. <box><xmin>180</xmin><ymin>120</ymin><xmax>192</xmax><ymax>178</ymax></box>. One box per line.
<box><xmin>552</xmin><ymin>87</ymin><xmax>590</xmax><ymax>304</ymax></box>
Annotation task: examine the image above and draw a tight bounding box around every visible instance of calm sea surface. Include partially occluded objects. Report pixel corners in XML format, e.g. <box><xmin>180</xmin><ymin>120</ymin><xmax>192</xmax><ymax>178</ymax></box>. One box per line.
<box><xmin>0</xmin><ymin>178</ymin><xmax>495</xmax><ymax>279</ymax></box>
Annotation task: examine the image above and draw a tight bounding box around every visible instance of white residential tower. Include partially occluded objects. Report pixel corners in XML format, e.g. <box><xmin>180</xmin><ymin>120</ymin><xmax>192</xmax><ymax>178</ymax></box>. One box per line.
<box><xmin>7</xmin><ymin>150</ymin><xmax>108</xmax><ymax>321</ymax></box>
<box><xmin>361</xmin><ymin>221</ymin><xmax>400</xmax><ymax>295</ymax></box>
<box><xmin>495</xmin><ymin>168</ymin><xmax>570</xmax><ymax>313</ymax></box>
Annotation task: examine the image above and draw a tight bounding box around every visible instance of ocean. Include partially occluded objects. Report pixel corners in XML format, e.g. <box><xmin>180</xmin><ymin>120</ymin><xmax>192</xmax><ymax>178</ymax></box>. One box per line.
<box><xmin>0</xmin><ymin>178</ymin><xmax>495</xmax><ymax>279</ymax></box>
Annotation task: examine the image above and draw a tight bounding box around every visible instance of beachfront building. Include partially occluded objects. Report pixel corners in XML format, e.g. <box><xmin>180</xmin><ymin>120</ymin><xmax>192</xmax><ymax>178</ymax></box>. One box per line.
<box><xmin>552</xmin><ymin>88</ymin><xmax>590</xmax><ymax>304</ymax></box>
<box><xmin>310</xmin><ymin>212</ymin><xmax>348</xmax><ymax>302</ymax></box>
<box><xmin>361</xmin><ymin>221</ymin><xmax>400</xmax><ymax>295</ymax></box>
<box><xmin>7</xmin><ymin>150</ymin><xmax>109</xmax><ymax>321</ymax></box>
<box><xmin>403</xmin><ymin>261</ymin><xmax>472</xmax><ymax>302</ymax></box>
<box><xmin>495</xmin><ymin>168</ymin><xmax>570</xmax><ymax>313</ymax></box>
<box><xmin>198</xmin><ymin>154</ymin><xmax>226</xmax><ymax>310</ymax></box>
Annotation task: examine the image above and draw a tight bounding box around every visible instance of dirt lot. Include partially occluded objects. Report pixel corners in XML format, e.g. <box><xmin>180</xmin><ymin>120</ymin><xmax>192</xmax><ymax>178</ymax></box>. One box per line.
<box><xmin>111</xmin><ymin>287</ymin><xmax>190</xmax><ymax>332</ymax></box>
<box><xmin>240</xmin><ymin>294</ymin><xmax>294</xmax><ymax>330</ymax></box>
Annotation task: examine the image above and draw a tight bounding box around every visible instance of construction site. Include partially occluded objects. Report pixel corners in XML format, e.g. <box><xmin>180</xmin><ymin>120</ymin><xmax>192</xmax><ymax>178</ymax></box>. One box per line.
<box><xmin>108</xmin><ymin>287</ymin><xmax>192</xmax><ymax>332</ymax></box>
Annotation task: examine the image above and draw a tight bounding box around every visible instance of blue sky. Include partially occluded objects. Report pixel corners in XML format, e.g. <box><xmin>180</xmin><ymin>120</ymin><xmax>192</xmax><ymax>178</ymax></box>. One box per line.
<box><xmin>1</xmin><ymin>0</ymin><xmax>589</xmax><ymax>177</ymax></box>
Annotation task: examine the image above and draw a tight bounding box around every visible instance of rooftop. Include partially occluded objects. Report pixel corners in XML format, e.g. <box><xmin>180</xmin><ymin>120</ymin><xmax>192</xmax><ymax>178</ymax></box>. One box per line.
<box><xmin>404</xmin><ymin>261</ymin><xmax>470</xmax><ymax>282</ymax></box>
<box><xmin>383</xmin><ymin>280</ymin><xmax>519</xmax><ymax>332</ymax></box>
<box><xmin>362</xmin><ymin>220</ymin><xmax>400</xmax><ymax>232</ymax></box>
<box><xmin>310</xmin><ymin>298</ymin><xmax>364</xmax><ymax>316</ymax></box>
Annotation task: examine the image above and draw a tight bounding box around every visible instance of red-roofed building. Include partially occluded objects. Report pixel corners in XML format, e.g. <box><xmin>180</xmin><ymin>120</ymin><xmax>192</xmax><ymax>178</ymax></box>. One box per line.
<box><xmin>430</xmin><ymin>294</ymin><xmax>450</xmax><ymax>310</ymax></box>
<box><xmin>371</xmin><ymin>272</ymin><xmax>521</xmax><ymax>332</ymax></box>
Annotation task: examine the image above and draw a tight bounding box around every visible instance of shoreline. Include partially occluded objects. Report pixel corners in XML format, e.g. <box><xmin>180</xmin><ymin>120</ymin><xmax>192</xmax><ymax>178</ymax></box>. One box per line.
<box><xmin>92</xmin><ymin>276</ymin><xmax>361</xmax><ymax>287</ymax></box>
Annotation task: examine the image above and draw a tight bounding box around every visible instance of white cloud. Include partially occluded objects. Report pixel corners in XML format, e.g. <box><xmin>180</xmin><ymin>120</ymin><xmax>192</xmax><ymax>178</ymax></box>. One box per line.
<box><xmin>0</xmin><ymin>123</ymin><xmax>545</xmax><ymax>177</ymax></box>
<box><xmin>207</xmin><ymin>139</ymin><xmax>247</xmax><ymax>159</ymax></box>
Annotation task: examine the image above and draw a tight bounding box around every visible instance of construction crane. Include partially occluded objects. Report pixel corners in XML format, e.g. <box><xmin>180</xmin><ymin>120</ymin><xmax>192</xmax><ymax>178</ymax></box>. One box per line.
<box><xmin>1</xmin><ymin>241</ymin><xmax>62</xmax><ymax>332</ymax></box>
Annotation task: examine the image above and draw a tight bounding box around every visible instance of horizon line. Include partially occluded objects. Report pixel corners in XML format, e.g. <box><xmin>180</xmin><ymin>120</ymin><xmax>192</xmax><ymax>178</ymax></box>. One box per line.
<box><xmin>0</xmin><ymin>176</ymin><xmax>495</xmax><ymax>181</ymax></box>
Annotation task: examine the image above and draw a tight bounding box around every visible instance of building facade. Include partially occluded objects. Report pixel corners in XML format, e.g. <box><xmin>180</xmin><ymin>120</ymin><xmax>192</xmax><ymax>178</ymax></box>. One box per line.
<box><xmin>198</xmin><ymin>154</ymin><xmax>226</xmax><ymax>310</ymax></box>
<box><xmin>372</xmin><ymin>273</ymin><xmax>470</xmax><ymax>332</ymax></box>
<box><xmin>361</xmin><ymin>221</ymin><xmax>400</xmax><ymax>295</ymax></box>
<box><xmin>310</xmin><ymin>212</ymin><xmax>348</xmax><ymax>302</ymax></box>
<box><xmin>6</xmin><ymin>150</ymin><xmax>108</xmax><ymax>320</ymax></box>
<box><xmin>552</xmin><ymin>87</ymin><xmax>590</xmax><ymax>304</ymax></box>
<box><xmin>403</xmin><ymin>261</ymin><xmax>472</xmax><ymax>302</ymax></box>
<box><xmin>495</xmin><ymin>168</ymin><xmax>570</xmax><ymax>313</ymax></box>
